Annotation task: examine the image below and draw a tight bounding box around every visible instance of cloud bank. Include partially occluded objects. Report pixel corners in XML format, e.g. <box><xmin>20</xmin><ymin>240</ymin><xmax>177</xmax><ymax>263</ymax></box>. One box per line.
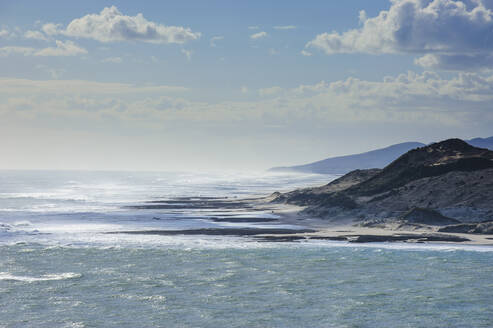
<box><xmin>3</xmin><ymin>70</ymin><xmax>492</xmax><ymax>169</ymax></box>
<box><xmin>2</xmin><ymin>70</ymin><xmax>492</xmax><ymax>128</ymax></box>
<box><xmin>307</xmin><ymin>0</ymin><xmax>493</xmax><ymax>70</ymax></box>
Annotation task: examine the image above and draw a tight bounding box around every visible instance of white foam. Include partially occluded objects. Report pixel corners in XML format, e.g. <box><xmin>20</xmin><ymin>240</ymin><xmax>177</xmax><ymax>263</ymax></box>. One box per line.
<box><xmin>0</xmin><ymin>272</ymin><xmax>81</xmax><ymax>282</ymax></box>
<box><xmin>1</xmin><ymin>170</ymin><xmax>491</xmax><ymax>253</ymax></box>
<box><xmin>12</xmin><ymin>220</ymin><xmax>32</xmax><ymax>227</ymax></box>
<box><xmin>301</xmin><ymin>239</ymin><xmax>493</xmax><ymax>253</ymax></box>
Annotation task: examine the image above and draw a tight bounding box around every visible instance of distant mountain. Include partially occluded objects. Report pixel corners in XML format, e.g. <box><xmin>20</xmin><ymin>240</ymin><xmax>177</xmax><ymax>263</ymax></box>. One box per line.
<box><xmin>270</xmin><ymin>136</ymin><xmax>493</xmax><ymax>175</ymax></box>
<box><xmin>269</xmin><ymin>142</ymin><xmax>425</xmax><ymax>174</ymax></box>
<box><xmin>467</xmin><ymin>136</ymin><xmax>493</xmax><ymax>150</ymax></box>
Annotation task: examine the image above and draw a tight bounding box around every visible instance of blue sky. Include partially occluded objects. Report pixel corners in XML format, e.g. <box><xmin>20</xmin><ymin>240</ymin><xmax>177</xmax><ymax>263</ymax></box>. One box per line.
<box><xmin>1</xmin><ymin>0</ymin><xmax>492</xmax><ymax>171</ymax></box>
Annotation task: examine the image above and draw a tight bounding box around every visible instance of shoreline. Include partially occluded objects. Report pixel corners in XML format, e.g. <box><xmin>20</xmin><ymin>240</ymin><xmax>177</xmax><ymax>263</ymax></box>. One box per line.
<box><xmin>116</xmin><ymin>196</ymin><xmax>493</xmax><ymax>246</ymax></box>
<box><xmin>266</xmin><ymin>202</ymin><xmax>493</xmax><ymax>246</ymax></box>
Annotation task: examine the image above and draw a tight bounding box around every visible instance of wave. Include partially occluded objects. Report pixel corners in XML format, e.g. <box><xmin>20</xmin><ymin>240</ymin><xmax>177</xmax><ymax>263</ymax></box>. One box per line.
<box><xmin>0</xmin><ymin>192</ymin><xmax>90</xmax><ymax>202</ymax></box>
<box><xmin>0</xmin><ymin>272</ymin><xmax>81</xmax><ymax>282</ymax></box>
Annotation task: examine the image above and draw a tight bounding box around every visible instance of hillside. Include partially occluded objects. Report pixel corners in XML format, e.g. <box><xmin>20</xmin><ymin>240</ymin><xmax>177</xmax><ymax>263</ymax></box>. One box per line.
<box><xmin>273</xmin><ymin>139</ymin><xmax>493</xmax><ymax>225</ymax></box>
<box><xmin>270</xmin><ymin>136</ymin><xmax>493</xmax><ymax>175</ymax></box>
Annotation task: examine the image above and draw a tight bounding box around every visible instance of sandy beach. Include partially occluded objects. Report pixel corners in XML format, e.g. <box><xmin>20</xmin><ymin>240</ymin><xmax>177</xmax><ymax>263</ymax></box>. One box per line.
<box><xmin>264</xmin><ymin>202</ymin><xmax>493</xmax><ymax>245</ymax></box>
<box><xmin>115</xmin><ymin>196</ymin><xmax>493</xmax><ymax>246</ymax></box>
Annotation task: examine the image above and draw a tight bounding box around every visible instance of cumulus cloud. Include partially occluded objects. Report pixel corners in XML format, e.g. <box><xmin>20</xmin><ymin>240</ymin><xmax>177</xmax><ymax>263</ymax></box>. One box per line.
<box><xmin>24</xmin><ymin>30</ymin><xmax>48</xmax><ymax>41</ymax></box>
<box><xmin>306</xmin><ymin>0</ymin><xmax>493</xmax><ymax>70</ymax></box>
<box><xmin>250</xmin><ymin>31</ymin><xmax>267</xmax><ymax>39</ymax></box>
<box><xmin>35</xmin><ymin>40</ymin><xmax>87</xmax><ymax>56</ymax></box>
<box><xmin>209</xmin><ymin>35</ymin><xmax>224</xmax><ymax>47</ymax></box>
<box><xmin>415</xmin><ymin>53</ymin><xmax>493</xmax><ymax>71</ymax></box>
<box><xmin>273</xmin><ymin>25</ymin><xmax>296</xmax><ymax>30</ymax></box>
<box><xmin>46</xmin><ymin>6</ymin><xmax>200</xmax><ymax>44</ymax></box>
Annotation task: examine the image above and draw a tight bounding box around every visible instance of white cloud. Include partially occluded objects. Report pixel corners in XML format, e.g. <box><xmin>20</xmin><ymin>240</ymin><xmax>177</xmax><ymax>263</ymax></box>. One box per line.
<box><xmin>241</xmin><ymin>86</ymin><xmax>249</xmax><ymax>94</ymax></box>
<box><xmin>24</xmin><ymin>30</ymin><xmax>48</xmax><ymax>41</ymax></box>
<box><xmin>0</xmin><ymin>41</ymin><xmax>86</xmax><ymax>57</ymax></box>
<box><xmin>47</xmin><ymin>6</ymin><xmax>200</xmax><ymax>44</ymax></box>
<box><xmin>210</xmin><ymin>35</ymin><xmax>224</xmax><ymax>47</ymax></box>
<box><xmin>42</xmin><ymin>23</ymin><xmax>62</xmax><ymax>36</ymax></box>
<box><xmin>414</xmin><ymin>53</ymin><xmax>493</xmax><ymax>71</ymax></box>
<box><xmin>248</xmin><ymin>26</ymin><xmax>260</xmax><ymax>30</ymax></box>
<box><xmin>250</xmin><ymin>31</ymin><xmax>267</xmax><ymax>40</ymax></box>
<box><xmin>259</xmin><ymin>86</ymin><xmax>283</xmax><ymax>96</ymax></box>
<box><xmin>268</xmin><ymin>48</ymin><xmax>279</xmax><ymax>55</ymax></box>
<box><xmin>301</xmin><ymin>50</ymin><xmax>312</xmax><ymax>56</ymax></box>
<box><xmin>35</xmin><ymin>40</ymin><xmax>87</xmax><ymax>56</ymax></box>
<box><xmin>273</xmin><ymin>25</ymin><xmax>296</xmax><ymax>30</ymax></box>
<box><xmin>181</xmin><ymin>49</ymin><xmax>192</xmax><ymax>60</ymax></box>
<box><xmin>102</xmin><ymin>56</ymin><xmax>123</xmax><ymax>63</ymax></box>
<box><xmin>306</xmin><ymin>0</ymin><xmax>493</xmax><ymax>70</ymax></box>
<box><xmin>0</xmin><ymin>46</ymin><xmax>36</xmax><ymax>57</ymax></box>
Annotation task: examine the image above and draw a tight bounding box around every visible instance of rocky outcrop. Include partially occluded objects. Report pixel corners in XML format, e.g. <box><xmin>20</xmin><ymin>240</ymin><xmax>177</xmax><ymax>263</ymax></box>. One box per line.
<box><xmin>274</xmin><ymin>139</ymin><xmax>493</xmax><ymax>225</ymax></box>
<box><xmin>346</xmin><ymin>138</ymin><xmax>493</xmax><ymax>197</ymax></box>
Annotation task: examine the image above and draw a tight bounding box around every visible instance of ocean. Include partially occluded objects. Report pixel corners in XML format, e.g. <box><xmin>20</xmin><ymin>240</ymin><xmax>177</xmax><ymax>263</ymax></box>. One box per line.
<box><xmin>1</xmin><ymin>170</ymin><xmax>492</xmax><ymax>327</ymax></box>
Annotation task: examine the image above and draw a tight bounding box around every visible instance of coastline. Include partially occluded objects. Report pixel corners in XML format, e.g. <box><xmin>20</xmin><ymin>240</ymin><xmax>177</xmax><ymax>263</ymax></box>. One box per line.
<box><xmin>115</xmin><ymin>196</ymin><xmax>493</xmax><ymax>246</ymax></box>
<box><xmin>265</xmin><ymin>202</ymin><xmax>493</xmax><ymax>246</ymax></box>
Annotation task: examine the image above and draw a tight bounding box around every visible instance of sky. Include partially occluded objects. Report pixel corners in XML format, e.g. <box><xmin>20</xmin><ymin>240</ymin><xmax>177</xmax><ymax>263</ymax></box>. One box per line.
<box><xmin>1</xmin><ymin>0</ymin><xmax>493</xmax><ymax>171</ymax></box>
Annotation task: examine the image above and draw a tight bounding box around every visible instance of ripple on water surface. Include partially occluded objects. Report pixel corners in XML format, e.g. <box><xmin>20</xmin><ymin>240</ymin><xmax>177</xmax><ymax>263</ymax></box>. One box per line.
<box><xmin>1</xmin><ymin>244</ymin><xmax>493</xmax><ymax>328</ymax></box>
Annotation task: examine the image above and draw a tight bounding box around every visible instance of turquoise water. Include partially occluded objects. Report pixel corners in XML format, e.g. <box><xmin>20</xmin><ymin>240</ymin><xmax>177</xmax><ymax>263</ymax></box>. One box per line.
<box><xmin>1</xmin><ymin>244</ymin><xmax>493</xmax><ymax>327</ymax></box>
<box><xmin>1</xmin><ymin>171</ymin><xmax>493</xmax><ymax>327</ymax></box>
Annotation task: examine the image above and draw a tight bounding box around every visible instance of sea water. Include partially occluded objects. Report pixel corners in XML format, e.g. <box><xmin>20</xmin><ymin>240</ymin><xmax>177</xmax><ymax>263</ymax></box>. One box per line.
<box><xmin>0</xmin><ymin>170</ymin><xmax>492</xmax><ymax>327</ymax></box>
